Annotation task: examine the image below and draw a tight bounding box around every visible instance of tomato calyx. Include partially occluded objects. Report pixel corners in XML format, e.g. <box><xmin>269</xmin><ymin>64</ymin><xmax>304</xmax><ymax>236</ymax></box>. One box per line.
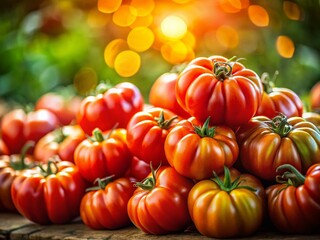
<box><xmin>211</xmin><ymin>166</ymin><xmax>256</xmax><ymax>193</ymax></box>
<box><xmin>214</xmin><ymin>61</ymin><xmax>232</xmax><ymax>81</ymax></box>
<box><xmin>154</xmin><ymin>111</ymin><xmax>178</xmax><ymax>129</ymax></box>
<box><xmin>37</xmin><ymin>159</ymin><xmax>59</xmax><ymax>177</ymax></box>
<box><xmin>276</xmin><ymin>164</ymin><xmax>305</xmax><ymax>187</ymax></box>
<box><xmin>86</xmin><ymin>175</ymin><xmax>115</xmax><ymax>192</ymax></box>
<box><xmin>53</xmin><ymin>127</ymin><xmax>67</xmax><ymax>144</ymax></box>
<box><xmin>266</xmin><ymin>113</ymin><xmax>293</xmax><ymax>137</ymax></box>
<box><xmin>261</xmin><ymin>71</ymin><xmax>278</xmax><ymax>94</ymax></box>
<box><xmin>89</xmin><ymin>124</ymin><xmax>118</xmax><ymax>143</ymax></box>
<box><xmin>134</xmin><ymin>163</ymin><xmax>160</xmax><ymax>190</ymax></box>
<box><xmin>194</xmin><ymin>117</ymin><xmax>215</xmax><ymax>138</ymax></box>
<box><xmin>9</xmin><ymin>141</ymin><xmax>35</xmax><ymax>170</ymax></box>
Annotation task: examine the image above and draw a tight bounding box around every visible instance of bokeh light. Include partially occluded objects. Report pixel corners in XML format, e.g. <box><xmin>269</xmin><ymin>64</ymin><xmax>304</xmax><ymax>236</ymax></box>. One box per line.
<box><xmin>161</xmin><ymin>15</ymin><xmax>188</xmax><ymax>40</ymax></box>
<box><xmin>219</xmin><ymin>0</ymin><xmax>249</xmax><ymax>13</ymax></box>
<box><xmin>114</xmin><ymin>50</ymin><xmax>141</xmax><ymax>77</ymax></box>
<box><xmin>98</xmin><ymin>0</ymin><xmax>122</xmax><ymax>14</ymax></box>
<box><xmin>74</xmin><ymin>67</ymin><xmax>98</xmax><ymax>94</ymax></box>
<box><xmin>104</xmin><ymin>39</ymin><xmax>128</xmax><ymax>68</ymax></box>
<box><xmin>130</xmin><ymin>0</ymin><xmax>155</xmax><ymax>17</ymax></box>
<box><xmin>276</xmin><ymin>35</ymin><xmax>295</xmax><ymax>58</ymax></box>
<box><xmin>283</xmin><ymin>1</ymin><xmax>301</xmax><ymax>21</ymax></box>
<box><xmin>216</xmin><ymin>25</ymin><xmax>239</xmax><ymax>49</ymax></box>
<box><xmin>248</xmin><ymin>5</ymin><xmax>269</xmax><ymax>27</ymax></box>
<box><xmin>127</xmin><ymin>27</ymin><xmax>154</xmax><ymax>52</ymax></box>
<box><xmin>112</xmin><ymin>5</ymin><xmax>137</xmax><ymax>27</ymax></box>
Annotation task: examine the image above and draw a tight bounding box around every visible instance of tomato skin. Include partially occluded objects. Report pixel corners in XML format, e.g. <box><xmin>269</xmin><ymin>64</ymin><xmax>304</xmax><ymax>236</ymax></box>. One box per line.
<box><xmin>255</xmin><ymin>88</ymin><xmax>303</xmax><ymax>118</ymax></box>
<box><xmin>188</xmin><ymin>168</ymin><xmax>265</xmax><ymax>238</ymax></box>
<box><xmin>176</xmin><ymin>56</ymin><xmax>263</xmax><ymax>128</ymax></box>
<box><xmin>266</xmin><ymin>164</ymin><xmax>320</xmax><ymax>233</ymax></box>
<box><xmin>77</xmin><ymin>82</ymin><xmax>144</xmax><ymax>135</ymax></box>
<box><xmin>74</xmin><ymin>128</ymin><xmax>132</xmax><ymax>183</ymax></box>
<box><xmin>310</xmin><ymin>82</ymin><xmax>320</xmax><ymax>111</ymax></box>
<box><xmin>125</xmin><ymin>156</ymin><xmax>150</xmax><ymax>182</ymax></box>
<box><xmin>126</xmin><ymin>107</ymin><xmax>180</xmax><ymax>167</ymax></box>
<box><xmin>1</xmin><ymin>109</ymin><xmax>60</xmax><ymax>154</ymax></box>
<box><xmin>303</xmin><ymin>112</ymin><xmax>320</xmax><ymax>129</ymax></box>
<box><xmin>34</xmin><ymin>125</ymin><xmax>86</xmax><ymax>163</ymax></box>
<box><xmin>0</xmin><ymin>139</ymin><xmax>9</xmax><ymax>155</ymax></box>
<box><xmin>165</xmin><ymin>117</ymin><xmax>239</xmax><ymax>180</ymax></box>
<box><xmin>127</xmin><ymin>166</ymin><xmax>194</xmax><ymax>235</ymax></box>
<box><xmin>149</xmin><ymin>72</ymin><xmax>190</xmax><ymax>118</ymax></box>
<box><xmin>80</xmin><ymin>177</ymin><xmax>135</xmax><ymax>230</ymax></box>
<box><xmin>236</xmin><ymin>115</ymin><xmax>320</xmax><ymax>181</ymax></box>
<box><xmin>11</xmin><ymin>161</ymin><xmax>88</xmax><ymax>224</ymax></box>
<box><xmin>35</xmin><ymin>92</ymin><xmax>83</xmax><ymax>125</ymax></box>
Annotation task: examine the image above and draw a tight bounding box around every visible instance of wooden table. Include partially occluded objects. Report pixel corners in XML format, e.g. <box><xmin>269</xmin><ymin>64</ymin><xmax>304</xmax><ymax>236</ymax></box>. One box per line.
<box><xmin>0</xmin><ymin>213</ymin><xmax>319</xmax><ymax>239</ymax></box>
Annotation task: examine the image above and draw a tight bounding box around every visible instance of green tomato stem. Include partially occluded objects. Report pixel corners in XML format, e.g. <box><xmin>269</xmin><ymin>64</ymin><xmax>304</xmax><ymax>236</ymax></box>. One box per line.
<box><xmin>194</xmin><ymin>117</ymin><xmax>215</xmax><ymax>138</ymax></box>
<box><xmin>9</xmin><ymin>141</ymin><xmax>35</xmax><ymax>170</ymax></box>
<box><xmin>276</xmin><ymin>164</ymin><xmax>305</xmax><ymax>187</ymax></box>
<box><xmin>154</xmin><ymin>111</ymin><xmax>178</xmax><ymax>129</ymax></box>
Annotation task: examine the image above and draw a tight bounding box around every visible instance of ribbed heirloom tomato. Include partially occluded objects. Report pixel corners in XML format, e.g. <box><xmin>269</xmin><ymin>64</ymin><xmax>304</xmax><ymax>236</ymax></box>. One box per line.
<box><xmin>80</xmin><ymin>176</ymin><xmax>135</xmax><ymax>230</ymax></box>
<box><xmin>11</xmin><ymin>160</ymin><xmax>87</xmax><ymax>224</ymax></box>
<box><xmin>267</xmin><ymin>164</ymin><xmax>320</xmax><ymax>234</ymax></box>
<box><xmin>188</xmin><ymin>167</ymin><xmax>266</xmax><ymax>238</ymax></box>
<box><xmin>165</xmin><ymin>117</ymin><xmax>239</xmax><ymax>180</ymax></box>
<box><xmin>237</xmin><ymin>114</ymin><xmax>320</xmax><ymax>181</ymax></box>
<box><xmin>176</xmin><ymin>55</ymin><xmax>263</xmax><ymax>129</ymax></box>
<box><xmin>127</xmin><ymin>166</ymin><xmax>194</xmax><ymax>235</ymax></box>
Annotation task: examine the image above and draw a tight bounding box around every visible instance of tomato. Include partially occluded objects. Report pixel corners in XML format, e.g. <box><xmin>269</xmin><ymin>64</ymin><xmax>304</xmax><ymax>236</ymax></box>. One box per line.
<box><xmin>0</xmin><ymin>139</ymin><xmax>9</xmax><ymax>155</ymax></box>
<box><xmin>77</xmin><ymin>82</ymin><xmax>144</xmax><ymax>135</ymax></box>
<box><xmin>127</xmin><ymin>165</ymin><xmax>194</xmax><ymax>234</ymax></box>
<box><xmin>310</xmin><ymin>81</ymin><xmax>320</xmax><ymax>112</ymax></box>
<box><xmin>74</xmin><ymin>128</ymin><xmax>132</xmax><ymax>183</ymax></box>
<box><xmin>266</xmin><ymin>164</ymin><xmax>320</xmax><ymax>233</ymax></box>
<box><xmin>34</xmin><ymin>125</ymin><xmax>86</xmax><ymax>163</ymax></box>
<box><xmin>125</xmin><ymin>156</ymin><xmax>150</xmax><ymax>182</ymax></box>
<box><xmin>236</xmin><ymin>114</ymin><xmax>320</xmax><ymax>181</ymax></box>
<box><xmin>1</xmin><ymin>108</ymin><xmax>60</xmax><ymax>154</ymax></box>
<box><xmin>35</xmin><ymin>92</ymin><xmax>83</xmax><ymax>125</ymax></box>
<box><xmin>149</xmin><ymin>70</ymin><xmax>190</xmax><ymax>119</ymax></box>
<box><xmin>0</xmin><ymin>142</ymin><xmax>35</xmax><ymax>212</ymax></box>
<box><xmin>188</xmin><ymin>167</ymin><xmax>265</xmax><ymax>238</ymax></box>
<box><xmin>165</xmin><ymin>117</ymin><xmax>239</xmax><ymax>180</ymax></box>
<box><xmin>126</xmin><ymin>107</ymin><xmax>180</xmax><ymax>167</ymax></box>
<box><xmin>255</xmin><ymin>72</ymin><xmax>303</xmax><ymax>118</ymax></box>
<box><xmin>175</xmin><ymin>55</ymin><xmax>263</xmax><ymax>128</ymax></box>
<box><xmin>11</xmin><ymin>160</ymin><xmax>87</xmax><ymax>224</ymax></box>
<box><xmin>80</xmin><ymin>176</ymin><xmax>135</xmax><ymax>230</ymax></box>
<box><xmin>303</xmin><ymin>111</ymin><xmax>320</xmax><ymax>129</ymax></box>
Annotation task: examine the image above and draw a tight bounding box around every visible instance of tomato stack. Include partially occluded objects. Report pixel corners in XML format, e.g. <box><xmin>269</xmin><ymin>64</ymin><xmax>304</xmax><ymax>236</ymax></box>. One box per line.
<box><xmin>0</xmin><ymin>55</ymin><xmax>320</xmax><ymax>238</ymax></box>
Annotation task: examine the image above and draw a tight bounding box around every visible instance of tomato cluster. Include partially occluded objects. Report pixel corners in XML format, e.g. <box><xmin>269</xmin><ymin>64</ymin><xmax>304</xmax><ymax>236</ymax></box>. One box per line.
<box><xmin>0</xmin><ymin>55</ymin><xmax>320</xmax><ymax>238</ymax></box>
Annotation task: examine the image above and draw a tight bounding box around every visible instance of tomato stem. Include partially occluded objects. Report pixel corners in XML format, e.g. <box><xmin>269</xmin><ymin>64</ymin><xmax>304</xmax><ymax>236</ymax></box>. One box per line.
<box><xmin>276</xmin><ymin>164</ymin><xmax>305</xmax><ymax>187</ymax></box>
<box><xmin>92</xmin><ymin>128</ymin><xmax>105</xmax><ymax>142</ymax></box>
<box><xmin>86</xmin><ymin>175</ymin><xmax>115</xmax><ymax>192</ymax></box>
<box><xmin>154</xmin><ymin>111</ymin><xmax>178</xmax><ymax>129</ymax></box>
<box><xmin>214</xmin><ymin>61</ymin><xmax>232</xmax><ymax>81</ymax></box>
<box><xmin>266</xmin><ymin>113</ymin><xmax>293</xmax><ymax>137</ymax></box>
<box><xmin>38</xmin><ymin>159</ymin><xmax>59</xmax><ymax>177</ymax></box>
<box><xmin>9</xmin><ymin>141</ymin><xmax>35</xmax><ymax>170</ymax></box>
<box><xmin>194</xmin><ymin>117</ymin><xmax>215</xmax><ymax>138</ymax></box>
<box><xmin>134</xmin><ymin>162</ymin><xmax>160</xmax><ymax>191</ymax></box>
<box><xmin>53</xmin><ymin>127</ymin><xmax>67</xmax><ymax>144</ymax></box>
<box><xmin>261</xmin><ymin>71</ymin><xmax>278</xmax><ymax>94</ymax></box>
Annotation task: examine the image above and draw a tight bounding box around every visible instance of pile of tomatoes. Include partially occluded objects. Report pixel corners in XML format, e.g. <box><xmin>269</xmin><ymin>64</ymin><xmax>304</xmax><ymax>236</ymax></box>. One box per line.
<box><xmin>0</xmin><ymin>55</ymin><xmax>320</xmax><ymax>238</ymax></box>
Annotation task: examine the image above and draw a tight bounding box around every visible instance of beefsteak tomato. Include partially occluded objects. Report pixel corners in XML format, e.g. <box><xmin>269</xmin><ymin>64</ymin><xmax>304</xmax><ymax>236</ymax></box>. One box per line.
<box><xmin>175</xmin><ymin>55</ymin><xmax>263</xmax><ymax>128</ymax></box>
<box><xmin>188</xmin><ymin>166</ymin><xmax>265</xmax><ymax>238</ymax></box>
<box><xmin>11</xmin><ymin>160</ymin><xmax>87</xmax><ymax>224</ymax></box>
<box><xmin>237</xmin><ymin>114</ymin><xmax>320</xmax><ymax>181</ymax></box>
<box><xmin>310</xmin><ymin>81</ymin><xmax>320</xmax><ymax>112</ymax></box>
<box><xmin>165</xmin><ymin>117</ymin><xmax>239</xmax><ymax>180</ymax></box>
<box><xmin>125</xmin><ymin>156</ymin><xmax>150</xmax><ymax>182</ymax></box>
<box><xmin>266</xmin><ymin>164</ymin><xmax>320</xmax><ymax>233</ymax></box>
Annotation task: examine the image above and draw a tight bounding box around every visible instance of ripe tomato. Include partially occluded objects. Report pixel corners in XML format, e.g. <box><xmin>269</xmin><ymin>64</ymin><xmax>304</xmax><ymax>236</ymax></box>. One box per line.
<box><xmin>126</xmin><ymin>107</ymin><xmax>180</xmax><ymax>167</ymax></box>
<box><xmin>0</xmin><ymin>142</ymin><xmax>35</xmax><ymax>212</ymax></box>
<box><xmin>149</xmin><ymin>71</ymin><xmax>190</xmax><ymax>118</ymax></box>
<box><xmin>35</xmin><ymin>92</ymin><xmax>83</xmax><ymax>125</ymax></box>
<box><xmin>255</xmin><ymin>72</ymin><xmax>303</xmax><ymax>118</ymax></box>
<box><xmin>0</xmin><ymin>139</ymin><xmax>9</xmax><ymax>155</ymax></box>
<box><xmin>1</xmin><ymin>108</ymin><xmax>60</xmax><ymax>154</ymax></box>
<box><xmin>77</xmin><ymin>82</ymin><xmax>144</xmax><ymax>135</ymax></box>
<box><xmin>176</xmin><ymin>55</ymin><xmax>263</xmax><ymax>128</ymax></box>
<box><xmin>237</xmin><ymin>114</ymin><xmax>320</xmax><ymax>181</ymax></box>
<box><xmin>80</xmin><ymin>176</ymin><xmax>135</xmax><ymax>230</ymax></box>
<box><xmin>310</xmin><ymin>81</ymin><xmax>320</xmax><ymax>111</ymax></box>
<box><xmin>188</xmin><ymin>167</ymin><xmax>265</xmax><ymax>238</ymax></box>
<box><xmin>74</xmin><ymin>128</ymin><xmax>132</xmax><ymax>183</ymax></box>
<box><xmin>127</xmin><ymin>166</ymin><xmax>194</xmax><ymax>234</ymax></box>
<box><xmin>125</xmin><ymin>156</ymin><xmax>150</xmax><ymax>182</ymax></box>
<box><xmin>302</xmin><ymin>112</ymin><xmax>320</xmax><ymax>129</ymax></box>
<box><xmin>165</xmin><ymin>117</ymin><xmax>239</xmax><ymax>180</ymax></box>
<box><xmin>34</xmin><ymin>125</ymin><xmax>86</xmax><ymax>163</ymax></box>
<box><xmin>11</xmin><ymin>160</ymin><xmax>87</xmax><ymax>224</ymax></box>
<box><xmin>266</xmin><ymin>164</ymin><xmax>320</xmax><ymax>233</ymax></box>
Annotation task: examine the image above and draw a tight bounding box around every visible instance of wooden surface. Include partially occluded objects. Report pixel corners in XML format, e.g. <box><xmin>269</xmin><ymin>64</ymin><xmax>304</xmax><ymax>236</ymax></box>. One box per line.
<box><xmin>0</xmin><ymin>213</ymin><xmax>319</xmax><ymax>239</ymax></box>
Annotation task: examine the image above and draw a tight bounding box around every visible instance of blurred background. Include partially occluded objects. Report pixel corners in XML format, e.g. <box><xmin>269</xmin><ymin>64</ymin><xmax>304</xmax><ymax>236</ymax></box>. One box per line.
<box><xmin>0</xmin><ymin>0</ymin><xmax>319</xmax><ymax>108</ymax></box>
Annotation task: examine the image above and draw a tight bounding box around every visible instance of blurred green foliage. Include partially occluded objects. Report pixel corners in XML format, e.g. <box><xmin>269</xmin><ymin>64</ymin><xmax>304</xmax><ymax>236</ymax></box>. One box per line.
<box><xmin>0</xmin><ymin>0</ymin><xmax>319</xmax><ymax>108</ymax></box>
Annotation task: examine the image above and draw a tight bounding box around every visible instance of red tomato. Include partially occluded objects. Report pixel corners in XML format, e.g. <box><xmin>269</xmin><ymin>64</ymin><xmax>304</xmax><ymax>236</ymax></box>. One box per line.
<box><xmin>127</xmin><ymin>166</ymin><xmax>194</xmax><ymax>234</ymax></box>
<box><xmin>0</xmin><ymin>142</ymin><xmax>35</xmax><ymax>212</ymax></box>
<box><xmin>0</xmin><ymin>139</ymin><xmax>9</xmax><ymax>155</ymax></box>
<box><xmin>1</xmin><ymin>109</ymin><xmax>60</xmax><ymax>154</ymax></box>
<box><xmin>34</xmin><ymin>125</ymin><xmax>86</xmax><ymax>163</ymax></box>
<box><xmin>125</xmin><ymin>156</ymin><xmax>150</xmax><ymax>182</ymax></box>
<box><xmin>80</xmin><ymin>177</ymin><xmax>135</xmax><ymax>230</ymax></box>
<box><xmin>149</xmin><ymin>71</ymin><xmax>190</xmax><ymax>118</ymax></box>
<box><xmin>74</xmin><ymin>128</ymin><xmax>132</xmax><ymax>183</ymax></box>
<box><xmin>310</xmin><ymin>82</ymin><xmax>320</xmax><ymax>111</ymax></box>
<box><xmin>126</xmin><ymin>107</ymin><xmax>180</xmax><ymax>167</ymax></box>
<box><xmin>35</xmin><ymin>92</ymin><xmax>83</xmax><ymax>125</ymax></box>
<box><xmin>255</xmin><ymin>72</ymin><xmax>303</xmax><ymax>118</ymax></box>
<box><xmin>165</xmin><ymin>117</ymin><xmax>239</xmax><ymax>180</ymax></box>
<box><xmin>188</xmin><ymin>167</ymin><xmax>265</xmax><ymax>238</ymax></box>
<box><xmin>77</xmin><ymin>82</ymin><xmax>144</xmax><ymax>135</ymax></box>
<box><xmin>302</xmin><ymin>112</ymin><xmax>320</xmax><ymax>129</ymax></box>
<box><xmin>11</xmin><ymin>160</ymin><xmax>87</xmax><ymax>224</ymax></box>
<box><xmin>266</xmin><ymin>164</ymin><xmax>320</xmax><ymax>233</ymax></box>
<box><xmin>176</xmin><ymin>55</ymin><xmax>263</xmax><ymax>128</ymax></box>
<box><xmin>237</xmin><ymin>114</ymin><xmax>320</xmax><ymax>181</ymax></box>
